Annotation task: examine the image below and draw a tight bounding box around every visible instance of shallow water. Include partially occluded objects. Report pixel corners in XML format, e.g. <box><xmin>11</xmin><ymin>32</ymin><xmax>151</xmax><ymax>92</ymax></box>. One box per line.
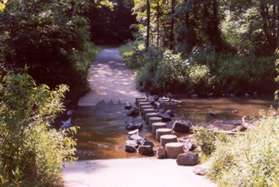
<box><xmin>73</xmin><ymin>97</ymin><xmax>273</xmax><ymax>160</ymax></box>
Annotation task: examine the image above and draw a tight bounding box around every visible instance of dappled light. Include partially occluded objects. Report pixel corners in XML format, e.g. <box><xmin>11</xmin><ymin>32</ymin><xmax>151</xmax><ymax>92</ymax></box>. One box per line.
<box><xmin>1</xmin><ymin>0</ymin><xmax>279</xmax><ymax>186</ymax></box>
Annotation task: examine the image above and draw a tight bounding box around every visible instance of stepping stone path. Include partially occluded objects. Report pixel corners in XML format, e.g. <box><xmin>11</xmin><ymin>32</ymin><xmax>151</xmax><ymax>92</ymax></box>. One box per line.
<box><xmin>160</xmin><ymin>134</ymin><xmax>178</xmax><ymax>147</ymax></box>
<box><xmin>151</xmin><ymin>122</ymin><xmax>167</xmax><ymax>134</ymax></box>
<box><xmin>148</xmin><ymin>117</ymin><xmax>163</xmax><ymax>126</ymax></box>
<box><xmin>132</xmin><ymin>97</ymin><xmax>198</xmax><ymax>163</ymax></box>
<box><xmin>156</xmin><ymin>128</ymin><xmax>173</xmax><ymax>141</ymax></box>
<box><xmin>165</xmin><ymin>142</ymin><xmax>184</xmax><ymax>159</ymax></box>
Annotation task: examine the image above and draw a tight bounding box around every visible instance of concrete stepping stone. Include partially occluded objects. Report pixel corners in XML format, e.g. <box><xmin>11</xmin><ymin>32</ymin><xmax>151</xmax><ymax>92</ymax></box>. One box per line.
<box><xmin>144</xmin><ymin>112</ymin><xmax>159</xmax><ymax>122</ymax></box>
<box><xmin>148</xmin><ymin>117</ymin><xmax>163</xmax><ymax>127</ymax></box>
<box><xmin>142</xmin><ymin>108</ymin><xmax>156</xmax><ymax>117</ymax></box>
<box><xmin>140</xmin><ymin>104</ymin><xmax>153</xmax><ymax>112</ymax></box>
<box><xmin>136</xmin><ymin>97</ymin><xmax>147</xmax><ymax>106</ymax></box>
<box><xmin>138</xmin><ymin>102</ymin><xmax>151</xmax><ymax>108</ymax></box>
<box><xmin>165</xmin><ymin>142</ymin><xmax>184</xmax><ymax>159</ymax></box>
<box><xmin>151</xmin><ymin>122</ymin><xmax>167</xmax><ymax>134</ymax></box>
<box><xmin>160</xmin><ymin>134</ymin><xmax>178</xmax><ymax>147</ymax></box>
<box><xmin>156</xmin><ymin>128</ymin><xmax>172</xmax><ymax>140</ymax></box>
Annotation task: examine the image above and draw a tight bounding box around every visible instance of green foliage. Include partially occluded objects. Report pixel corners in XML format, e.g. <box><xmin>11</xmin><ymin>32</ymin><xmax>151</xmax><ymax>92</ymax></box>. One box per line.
<box><xmin>193</xmin><ymin>127</ymin><xmax>228</xmax><ymax>158</ymax></box>
<box><xmin>0</xmin><ymin>73</ymin><xmax>76</xmax><ymax>186</ymax></box>
<box><xmin>136</xmin><ymin>49</ymin><xmax>187</xmax><ymax>92</ymax></box>
<box><xmin>208</xmin><ymin>115</ymin><xmax>279</xmax><ymax>186</ymax></box>
<box><xmin>0</xmin><ymin>0</ymin><xmax>98</xmax><ymax>106</ymax></box>
<box><xmin>120</xmin><ymin>40</ymin><xmax>146</xmax><ymax>69</ymax></box>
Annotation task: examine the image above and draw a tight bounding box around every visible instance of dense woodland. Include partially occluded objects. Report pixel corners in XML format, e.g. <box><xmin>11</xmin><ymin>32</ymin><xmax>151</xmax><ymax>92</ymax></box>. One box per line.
<box><xmin>122</xmin><ymin>0</ymin><xmax>279</xmax><ymax>96</ymax></box>
<box><xmin>0</xmin><ymin>0</ymin><xmax>279</xmax><ymax>186</ymax></box>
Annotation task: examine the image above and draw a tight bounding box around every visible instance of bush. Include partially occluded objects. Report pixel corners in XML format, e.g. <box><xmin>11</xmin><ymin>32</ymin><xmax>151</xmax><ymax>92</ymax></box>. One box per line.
<box><xmin>193</xmin><ymin>127</ymin><xmax>228</xmax><ymax>158</ymax></box>
<box><xmin>137</xmin><ymin>50</ymin><xmax>186</xmax><ymax>92</ymax></box>
<box><xmin>208</xmin><ymin>115</ymin><xmax>279</xmax><ymax>186</ymax></box>
<box><xmin>0</xmin><ymin>73</ymin><xmax>76</xmax><ymax>186</ymax></box>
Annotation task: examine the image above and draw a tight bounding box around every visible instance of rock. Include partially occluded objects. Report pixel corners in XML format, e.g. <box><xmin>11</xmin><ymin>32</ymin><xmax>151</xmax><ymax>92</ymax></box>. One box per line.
<box><xmin>125</xmin><ymin>145</ymin><xmax>137</xmax><ymax>153</ymax></box>
<box><xmin>66</xmin><ymin>110</ymin><xmax>73</xmax><ymax>116</ymax></box>
<box><xmin>125</xmin><ymin>120</ymin><xmax>143</xmax><ymax>131</ymax></box>
<box><xmin>125</xmin><ymin>102</ymin><xmax>133</xmax><ymax>110</ymax></box>
<box><xmin>138</xmin><ymin>145</ymin><xmax>154</xmax><ymax>156</ymax></box>
<box><xmin>127</xmin><ymin>107</ymin><xmax>139</xmax><ymax>117</ymax></box>
<box><xmin>156</xmin><ymin>146</ymin><xmax>167</xmax><ymax>159</ymax></box>
<box><xmin>235</xmin><ymin>125</ymin><xmax>247</xmax><ymax>132</ymax></box>
<box><xmin>158</xmin><ymin>113</ymin><xmax>172</xmax><ymax>122</ymax></box>
<box><xmin>153</xmin><ymin>95</ymin><xmax>160</xmax><ymax>102</ymax></box>
<box><xmin>128</xmin><ymin>133</ymin><xmax>144</xmax><ymax>144</ymax></box>
<box><xmin>176</xmin><ymin>152</ymin><xmax>199</xmax><ymax>166</ymax></box>
<box><xmin>182</xmin><ymin>140</ymin><xmax>197</xmax><ymax>151</ymax></box>
<box><xmin>172</xmin><ymin>120</ymin><xmax>192</xmax><ymax>133</ymax></box>
<box><xmin>128</xmin><ymin>129</ymin><xmax>139</xmax><ymax>136</ymax></box>
<box><xmin>193</xmin><ymin>166</ymin><xmax>208</xmax><ymax>176</ymax></box>
<box><xmin>125</xmin><ymin>140</ymin><xmax>138</xmax><ymax>153</ymax></box>
<box><xmin>165</xmin><ymin>109</ymin><xmax>175</xmax><ymax>117</ymax></box>
<box><xmin>143</xmin><ymin>140</ymin><xmax>154</xmax><ymax>148</ymax></box>
<box><xmin>153</xmin><ymin>101</ymin><xmax>161</xmax><ymax>109</ymax></box>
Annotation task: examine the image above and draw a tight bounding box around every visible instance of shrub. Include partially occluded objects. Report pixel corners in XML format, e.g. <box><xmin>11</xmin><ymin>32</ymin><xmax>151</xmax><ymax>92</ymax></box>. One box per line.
<box><xmin>0</xmin><ymin>73</ymin><xmax>76</xmax><ymax>186</ymax></box>
<box><xmin>137</xmin><ymin>50</ymin><xmax>186</xmax><ymax>92</ymax></box>
<box><xmin>208</xmin><ymin>116</ymin><xmax>279</xmax><ymax>186</ymax></box>
<box><xmin>193</xmin><ymin>127</ymin><xmax>228</xmax><ymax>158</ymax></box>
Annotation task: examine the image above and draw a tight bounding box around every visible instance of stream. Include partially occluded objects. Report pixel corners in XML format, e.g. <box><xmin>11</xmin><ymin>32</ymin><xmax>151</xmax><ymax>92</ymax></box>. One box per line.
<box><xmin>73</xmin><ymin>97</ymin><xmax>272</xmax><ymax>160</ymax></box>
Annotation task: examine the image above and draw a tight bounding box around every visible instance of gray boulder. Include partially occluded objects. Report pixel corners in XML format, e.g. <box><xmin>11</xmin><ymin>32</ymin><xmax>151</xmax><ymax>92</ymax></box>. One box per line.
<box><xmin>125</xmin><ymin>140</ymin><xmax>138</xmax><ymax>153</ymax></box>
<box><xmin>138</xmin><ymin>145</ymin><xmax>154</xmax><ymax>156</ymax></box>
<box><xmin>172</xmin><ymin>120</ymin><xmax>192</xmax><ymax>133</ymax></box>
<box><xmin>159</xmin><ymin>113</ymin><xmax>172</xmax><ymax>122</ymax></box>
<box><xmin>176</xmin><ymin>152</ymin><xmax>199</xmax><ymax>166</ymax></box>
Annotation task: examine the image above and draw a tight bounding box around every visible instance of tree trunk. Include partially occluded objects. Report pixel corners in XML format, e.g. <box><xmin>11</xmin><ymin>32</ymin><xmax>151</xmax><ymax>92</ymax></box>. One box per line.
<box><xmin>146</xmin><ymin>0</ymin><xmax>151</xmax><ymax>49</ymax></box>
<box><xmin>170</xmin><ymin>0</ymin><xmax>176</xmax><ymax>50</ymax></box>
<box><xmin>156</xmin><ymin>1</ymin><xmax>161</xmax><ymax>47</ymax></box>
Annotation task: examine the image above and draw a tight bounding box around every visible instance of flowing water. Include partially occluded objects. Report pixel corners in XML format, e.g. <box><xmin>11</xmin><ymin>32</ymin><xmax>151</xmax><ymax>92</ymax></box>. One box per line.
<box><xmin>73</xmin><ymin>97</ymin><xmax>273</xmax><ymax>160</ymax></box>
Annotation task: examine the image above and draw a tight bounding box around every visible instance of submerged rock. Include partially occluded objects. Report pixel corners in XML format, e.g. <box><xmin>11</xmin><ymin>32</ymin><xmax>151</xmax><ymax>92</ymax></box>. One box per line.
<box><xmin>172</xmin><ymin>120</ymin><xmax>192</xmax><ymax>133</ymax></box>
<box><xmin>125</xmin><ymin>102</ymin><xmax>132</xmax><ymax>110</ymax></box>
<box><xmin>125</xmin><ymin>140</ymin><xmax>138</xmax><ymax>153</ymax></box>
<box><xmin>127</xmin><ymin>107</ymin><xmax>139</xmax><ymax>117</ymax></box>
<box><xmin>165</xmin><ymin>109</ymin><xmax>175</xmax><ymax>117</ymax></box>
<box><xmin>143</xmin><ymin>140</ymin><xmax>154</xmax><ymax>148</ymax></box>
<box><xmin>125</xmin><ymin>120</ymin><xmax>143</xmax><ymax>131</ymax></box>
<box><xmin>138</xmin><ymin>145</ymin><xmax>154</xmax><ymax>156</ymax></box>
<box><xmin>158</xmin><ymin>112</ymin><xmax>172</xmax><ymax>122</ymax></box>
<box><xmin>128</xmin><ymin>134</ymin><xmax>145</xmax><ymax>145</ymax></box>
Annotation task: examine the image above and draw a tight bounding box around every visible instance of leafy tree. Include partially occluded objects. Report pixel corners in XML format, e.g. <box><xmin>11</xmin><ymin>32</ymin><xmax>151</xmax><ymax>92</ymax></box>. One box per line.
<box><xmin>0</xmin><ymin>73</ymin><xmax>76</xmax><ymax>186</ymax></box>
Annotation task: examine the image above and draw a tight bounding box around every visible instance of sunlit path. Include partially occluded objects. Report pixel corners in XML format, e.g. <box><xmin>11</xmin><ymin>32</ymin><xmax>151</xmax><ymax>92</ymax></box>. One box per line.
<box><xmin>63</xmin><ymin>159</ymin><xmax>216</xmax><ymax>187</ymax></box>
<box><xmin>78</xmin><ymin>48</ymin><xmax>143</xmax><ymax>106</ymax></box>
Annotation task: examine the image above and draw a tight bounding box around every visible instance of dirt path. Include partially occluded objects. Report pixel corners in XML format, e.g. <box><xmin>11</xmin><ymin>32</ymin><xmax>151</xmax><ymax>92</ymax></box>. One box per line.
<box><xmin>78</xmin><ymin>48</ymin><xmax>143</xmax><ymax>106</ymax></box>
<box><xmin>63</xmin><ymin>159</ymin><xmax>215</xmax><ymax>187</ymax></box>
